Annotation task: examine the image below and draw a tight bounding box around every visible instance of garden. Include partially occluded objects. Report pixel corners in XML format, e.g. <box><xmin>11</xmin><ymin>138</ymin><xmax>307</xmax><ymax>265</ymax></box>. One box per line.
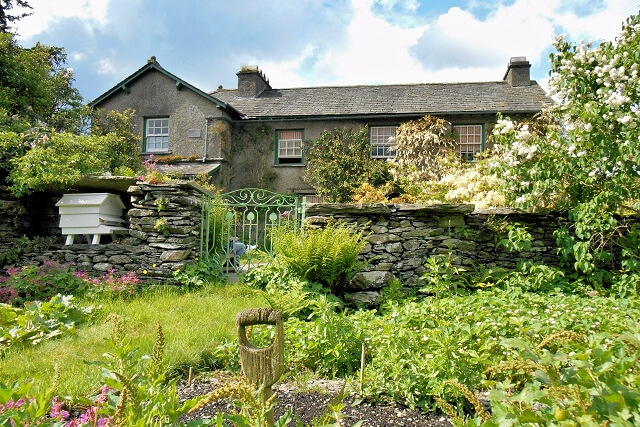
<box><xmin>1</xmin><ymin>4</ymin><xmax>640</xmax><ymax>427</ymax></box>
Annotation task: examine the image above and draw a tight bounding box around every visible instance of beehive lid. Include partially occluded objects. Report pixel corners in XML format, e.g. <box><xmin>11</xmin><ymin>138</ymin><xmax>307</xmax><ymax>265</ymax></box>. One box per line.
<box><xmin>56</xmin><ymin>193</ymin><xmax>125</xmax><ymax>208</ymax></box>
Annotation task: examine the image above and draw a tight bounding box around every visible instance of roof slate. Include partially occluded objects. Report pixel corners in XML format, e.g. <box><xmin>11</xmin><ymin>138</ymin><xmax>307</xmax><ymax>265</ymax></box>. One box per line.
<box><xmin>212</xmin><ymin>80</ymin><xmax>552</xmax><ymax>119</ymax></box>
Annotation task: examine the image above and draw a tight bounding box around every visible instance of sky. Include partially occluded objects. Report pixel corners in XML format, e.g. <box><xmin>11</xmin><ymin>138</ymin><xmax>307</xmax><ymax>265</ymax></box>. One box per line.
<box><xmin>11</xmin><ymin>0</ymin><xmax>640</xmax><ymax>103</ymax></box>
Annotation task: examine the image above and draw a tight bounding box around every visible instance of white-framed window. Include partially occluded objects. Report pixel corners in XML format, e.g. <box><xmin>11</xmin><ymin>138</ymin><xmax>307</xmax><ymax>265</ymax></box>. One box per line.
<box><xmin>370</xmin><ymin>126</ymin><xmax>397</xmax><ymax>158</ymax></box>
<box><xmin>145</xmin><ymin>118</ymin><xmax>169</xmax><ymax>152</ymax></box>
<box><xmin>276</xmin><ymin>130</ymin><xmax>303</xmax><ymax>164</ymax></box>
<box><xmin>454</xmin><ymin>124</ymin><xmax>483</xmax><ymax>161</ymax></box>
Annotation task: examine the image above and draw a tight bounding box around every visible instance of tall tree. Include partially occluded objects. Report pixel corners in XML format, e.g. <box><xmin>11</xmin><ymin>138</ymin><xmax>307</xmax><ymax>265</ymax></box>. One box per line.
<box><xmin>0</xmin><ymin>32</ymin><xmax>83</xmax><ymax>131</ymax></box>
<box><xmin>0</xmin><ymin>0</ymin><xmax>31</xmax><ymax>33</ymax></box>
<box><xmin>490</xmin><ymin>11</ymin><xmax>640</xmax><ymax>282</ymax></box>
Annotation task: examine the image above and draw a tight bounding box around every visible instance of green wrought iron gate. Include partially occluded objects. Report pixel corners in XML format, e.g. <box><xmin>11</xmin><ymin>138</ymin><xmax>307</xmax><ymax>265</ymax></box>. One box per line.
<box><xmin>200</xmin><ymin>188</ymin><xmax>305</xmax><ymax>275</ymax></box>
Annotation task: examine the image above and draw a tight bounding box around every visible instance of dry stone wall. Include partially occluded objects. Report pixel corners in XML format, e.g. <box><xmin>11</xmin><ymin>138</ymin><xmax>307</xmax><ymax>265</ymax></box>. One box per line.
<box><xmin>305</xmin><ymin>203</ymin><xmax>563</xmax><ymax>305</ymax></box>
<box><xmin>8</xmin><ymin>181</ymin><xmax>209</xmax><ymax>281</ymax></box>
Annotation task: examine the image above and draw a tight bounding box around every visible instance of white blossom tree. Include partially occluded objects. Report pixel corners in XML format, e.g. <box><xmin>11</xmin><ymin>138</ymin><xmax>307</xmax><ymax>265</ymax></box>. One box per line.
<box><xmin>490</xmin><ymin>10</ymin><xmax>640</xmax><ymax>284</ymax></box>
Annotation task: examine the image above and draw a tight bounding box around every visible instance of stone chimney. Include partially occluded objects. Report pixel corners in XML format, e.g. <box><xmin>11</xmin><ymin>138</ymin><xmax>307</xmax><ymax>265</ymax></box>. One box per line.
<box><xmin>237</xmin><ymin>66</ymin><xmax>271</xmax><ymax>97</ymax></box>
<box><xmin>503</xmin><ymin>57</ymin><xmax>531</xmax><ymax>87</ymax></box>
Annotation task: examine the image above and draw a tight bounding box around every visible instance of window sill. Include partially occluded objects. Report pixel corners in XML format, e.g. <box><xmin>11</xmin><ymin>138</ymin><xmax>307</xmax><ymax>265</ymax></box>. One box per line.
<box><xmin>274</xmin><ymin>163</ymin><xmax>305</xmax><ymax>167</ymax></box>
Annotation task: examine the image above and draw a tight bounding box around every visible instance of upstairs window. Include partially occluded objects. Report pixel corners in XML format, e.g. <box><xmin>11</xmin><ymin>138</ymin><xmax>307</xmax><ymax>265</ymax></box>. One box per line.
<box><xmin>276</xmin><ymin>130</ymin><xmax>303</xmax><ymax>164</ymax></box>
<box><xmin>145</xmin><ymin>118</ymin><xmax>169</xmax><ymax>152</ymax></box>
<box><xmin>370</xmin><ymin>126</ymin><xmax>397</xmax><ymax>158</ymax></box>
<box><xmin>454</xmin><ymin>124</ymin><xmax>483</xmax><ymax>161</ymax></box>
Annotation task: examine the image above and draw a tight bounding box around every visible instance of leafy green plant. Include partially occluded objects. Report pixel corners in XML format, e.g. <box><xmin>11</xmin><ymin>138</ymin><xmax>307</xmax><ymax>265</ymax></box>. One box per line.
<box><xmin>154</xmin><ymin>217</ymin><xmax>170</xmax><ymax>235</ymax></box>
<box><xmin>8</xmin><ymin>132</ymin><xmax>120</xmax><ymax>196</ymax></box>
<box><xmin>154</xmin><ymin>196</ymin><xmax>170</xmax><ymax>211</ymax></box>
<box><xmin>420</xmin><ymin>253</ymin><xmax>469</xmax><ymax>298</ymax></box>
<box><xmin>270</xmin><ymin>221</ymin><xmax>367</xmax><ymax>295</ymax></box>
<box><xmin>0</xmin><ymin>261</ymin><xmax>88</xmax><ymax>306</ymax></box>
<box><xmin>305</xmin><ymin>126</ymin><xmax>389</xmax><ymax>202</ymax></box>
<box><xmin>487</xmin><ymin>217</ymin><xmax>532</xmax><ymax>253</ymax></box>
<box><xmin>489</xmin><ymin>11</ymin><xmax>640</xmax><ymax>284</ymax></box>
<box><xmin>0</xmin><ymin>294</ymin><xmax>97</xmax><ymax>354</ymax></box>
<box><xmin>173</xmin><ymin>255</ymin><xmax>222</xmax><ymax>289</ymax></box>
<box><xmin>482</xmin><ymin>332</ymin><xmax>640</xmax><ymax>426</ymax></box>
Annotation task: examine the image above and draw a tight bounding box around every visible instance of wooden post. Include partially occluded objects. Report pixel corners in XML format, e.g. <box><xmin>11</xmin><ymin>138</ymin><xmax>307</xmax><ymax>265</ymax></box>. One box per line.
<box><xmin>237</xmin><ymin>308</ymin><xmax>284</xmax><ymax>426</ymax></box>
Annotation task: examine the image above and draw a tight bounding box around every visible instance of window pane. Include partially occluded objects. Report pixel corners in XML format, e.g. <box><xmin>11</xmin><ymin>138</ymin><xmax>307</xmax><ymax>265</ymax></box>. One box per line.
<box><xmin>454</xmin><ymin>125</ymin><xmax>482</xmax><ymax>161</ymax></box>
<box><xmin>146</xmin><ymin>118</ymin><xmax>169</xmax><ymax>152</ymax></box>
<box><xmin>371</xmin><ymin>126</ymin><xmax>397</xmax><ymax>158</ymax></box>
<box><xmin>277</xmin><ymin>130</ymin><xmax>303</xmax><ymax>163</ymax></box>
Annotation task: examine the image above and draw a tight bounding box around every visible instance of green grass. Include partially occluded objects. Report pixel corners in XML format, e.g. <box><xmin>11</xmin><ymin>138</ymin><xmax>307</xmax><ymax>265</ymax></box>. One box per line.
<box><xmin>0</xmin><ymin>283</ymin><xmax>265</xmax><ymax>397</ymax></box>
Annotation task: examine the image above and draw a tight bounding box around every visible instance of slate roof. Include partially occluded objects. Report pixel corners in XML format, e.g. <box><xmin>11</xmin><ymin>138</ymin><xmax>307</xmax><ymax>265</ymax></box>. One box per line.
<box><xmin>212</xmin><ymin>80</ymin><xmax>552</xmax><ymax>120</ymax></box>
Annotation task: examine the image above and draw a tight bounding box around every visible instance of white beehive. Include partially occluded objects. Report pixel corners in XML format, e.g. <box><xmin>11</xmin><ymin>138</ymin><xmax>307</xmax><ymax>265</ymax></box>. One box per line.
<box><xmin>56</xmin><ymin>193</ymin><xmax>128</xmax><ymax>245</ymax></box>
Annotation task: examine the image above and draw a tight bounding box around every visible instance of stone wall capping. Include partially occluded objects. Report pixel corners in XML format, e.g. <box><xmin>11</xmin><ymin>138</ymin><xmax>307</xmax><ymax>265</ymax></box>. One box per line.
<box><xmin>473</xmin><ymin>207</ymin><xmax>553</xmax><ymax>216</ymax></box>
<box><xmin>306</xmin><ymin>203</ymin><xmax>391</xmax><ymax>215</ymax></box>
<box><xmin>395</xmin><ymin>203</ymin><xmax>475</xmax><ymax>214</ymax></box>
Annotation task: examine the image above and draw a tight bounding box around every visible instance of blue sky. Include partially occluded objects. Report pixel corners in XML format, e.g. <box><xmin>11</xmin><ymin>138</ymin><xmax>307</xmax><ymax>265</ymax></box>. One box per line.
<box><xmin>12</xmin><ymin>0</ymin><xmax>640</xmax><ymax>103</ymax></box>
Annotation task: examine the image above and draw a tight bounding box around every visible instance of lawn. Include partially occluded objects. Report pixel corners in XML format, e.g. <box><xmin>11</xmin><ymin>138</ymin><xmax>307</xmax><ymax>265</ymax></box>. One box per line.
<box><xmin>0</xmin><ymin>283</ymin><xmax>265</xmax><ymax>396</ymax></box>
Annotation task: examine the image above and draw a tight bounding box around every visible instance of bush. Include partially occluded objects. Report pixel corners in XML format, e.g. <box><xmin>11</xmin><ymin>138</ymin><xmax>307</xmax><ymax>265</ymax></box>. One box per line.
<box><xmin>269</xmin><ymin>222</ymin><xmax>367</xmax><ymax>295</ymax></box>
<box><xmin>305</xmin><ymin>127</ymin><xmax>389</xmax><ymax>202</ymax></box>
<box><xmin>0</xmin><ymin>262</ymin><xmax>88</xmax><ymax>306</ymax></box>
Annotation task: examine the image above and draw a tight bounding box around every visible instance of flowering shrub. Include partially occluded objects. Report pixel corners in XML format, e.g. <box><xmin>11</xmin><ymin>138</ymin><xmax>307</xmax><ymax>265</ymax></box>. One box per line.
<box><xmin>0</xmin><ymin>261</ymin><xmax>88</xmax><ymax>306</ymax></box>
<box><xmin>490</xmin><ymin>11</ymin><xmax>640</xmax><ymax>282</ymax></box>
<box><xmin>77</xmin><ymin>269</ymin><xmax>142</xmax><ymax>298</ymax></box>
<box><xmin>136</xmin><ymin>154</ymin><xmax>171</xmax><ymax>184</ymax></box>
<box><xmin>389</xmin><ymin>115</ymin><xmax>456</xmax><ymax>183</ymax></box>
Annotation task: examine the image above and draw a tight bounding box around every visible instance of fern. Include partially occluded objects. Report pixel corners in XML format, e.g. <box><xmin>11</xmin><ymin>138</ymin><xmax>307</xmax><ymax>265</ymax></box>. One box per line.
<box><xmin>270</xmin><ymin>221</ymin><xmax>367</xmax><ymax>294</ymax></box>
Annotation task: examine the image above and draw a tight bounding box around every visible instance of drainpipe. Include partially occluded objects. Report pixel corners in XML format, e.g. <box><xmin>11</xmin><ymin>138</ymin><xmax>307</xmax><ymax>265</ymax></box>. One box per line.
<box><xmin>203</xmin><ymin>118</ymin><xmax>210</xmax><ymax>162</ymax></box>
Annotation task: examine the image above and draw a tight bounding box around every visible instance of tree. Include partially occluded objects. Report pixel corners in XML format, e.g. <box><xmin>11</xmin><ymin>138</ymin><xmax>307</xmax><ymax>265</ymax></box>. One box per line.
<box><xmin>0</xmin><ymin>0</ymin><xmax>31</xmax><ymax>33</ymax></box>
<box><xmin>490</xmin><ymin>11</ymin><xmax>640</xmax><ymax>282</ymax></box>
<box><xmin>390</xmin><ymin>115</ymin><xmax>457</xmax><ymax>182</ymax></box>
<box><xmin>305</xmin><ymin>127</ymin><xmax>387</xmax><ymax>203</ymax></box>
<box><xmin>0</xmin><ymin>32</ymin><xmax>83</xmax><ymax>132</ymax></box>
<box><xmin>90</xmin><ymin>108</ymin><xmax>142</xmax><ymax>172</ymax></box>
<box><xmin>7</xmin><ymin>132</ymin><xmax>117</xmax><ymax>196</ymax></box>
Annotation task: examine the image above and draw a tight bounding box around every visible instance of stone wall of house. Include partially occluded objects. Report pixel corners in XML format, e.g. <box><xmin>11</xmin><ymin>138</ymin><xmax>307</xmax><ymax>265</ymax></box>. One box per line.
<box><xmin>4</xmin><ymin>181</ymin><xmax>210</xmax><ymax>281</ymax></box>
<box><xmin>304</xmin><ymin>203</ymin><xmax>564</xmax><ymax>305</ymax></box>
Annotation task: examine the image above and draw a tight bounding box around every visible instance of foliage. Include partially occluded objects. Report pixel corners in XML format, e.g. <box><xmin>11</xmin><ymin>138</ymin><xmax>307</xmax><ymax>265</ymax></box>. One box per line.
<box><xmin>305</xmin><ymin>126</ymin><xmax>389</xmax><ymax>202</ymax></box>
<box><xmin>479</xmin><ymin>332</ymin><xmax>640</xmax><ymax>426</ymax></box>
<box><xmin>173</xmin><ymin>255</ymin><xmax>222</xmax><ymax>289</ymax></box>
<box><xmin>486</xmin><ymin>216</ymin><xmax>532</xmax><ymax>253</ymax></box>
<box><xmin>89</xmin><ymin>107</ymin><xmax>143</xmax><ymax>172</ymax></box>
<box><xmin>269</xmin><ymin>221</ymin><xmax>367</xmax><ymax>295</ymax></box>
<box><xmin>7</xmin><ymin>131</ymin><xmax>120</xmax><ymax>196</ymax></box>
<box><xmin>0</xmin><ymin>235</ymin><xmax>56</xmax><ymax>266</ymax></box>
<box><xmin>0</xmin><ymin>0</ymin><xmax>32</xmax><ymax>33</ymax></box>
<box><xmin>137</xmin><ymin>154</ymin><xmax>171</xmax><ymax>184</ymax></box>
<box><xmin>154</xmin><ymin>217</ymin><xmax>170</xmax><ymax>236</ymax></box>
<box><xmin>0</xmin><ymin>294</ymin><xmax>97</xmax><ymax>355</ymax></box>
<box><xmin>242</xmin><ymin>263</ymin><xmax>340</xmax><ymax>319</ymax></box>
<box><xmin>284</xmin><ymin>296</ymin><xmax>370</xmax><ymax>377</ymax></box>
<box><xmin>0</xmin><ymin>378</ymin><xmax>56</xmax><ymax>426</ymax></box>
<box><xmin>77</xmin><ymin>269</ymin><xmax>142</xmax><ymax>299</ymax></box>
<box><xmin>86</xmin><ymin>315</ymin><xmax>207</xmax><ymax>426</ymax></box>
<box><xmin>489</xmin><ymin>12</ymin><xmax>640</xmax><ymax>282</ymax></box>
<box><xmin>420</xmin><ymin>254</ymin><xmax>470</xmax><ymax>298</ymax></box>
<box><xmin>389</xmin><ymin>115</ymin><xmax>457</xmax><ymax>183</ymax></box>
<box><xmin>0</xmin><ymin>261</ymin><xmax>88</xmax><ymax>306</ymax></box>
<box><xmin>0</xmin><ymin>32</ymin><xmax>83</xmax><ymax>132</ymax></box>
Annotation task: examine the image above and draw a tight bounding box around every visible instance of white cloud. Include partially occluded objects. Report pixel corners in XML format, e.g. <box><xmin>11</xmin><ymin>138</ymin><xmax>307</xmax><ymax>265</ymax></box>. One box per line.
<box><xmin>256</xmin><ymin>0</ymin><xmax>431</xmax><ymax>87</ymax></box>
<box><xmin>14</xmin><ymin>0</ymin><xmax>110</xmax><ymax>40</ymax></box>
<box><xmin>552</xmin><ymin>0</ymin><xmax>639</xmax><ymax>42</ymax></box>
<box><xmin>412</xmin><ymin>0</ymin><xmax>559</xmax><ymax>78</ymax></box>
<box><xmin>97</xmin><ymin>57</ymin><xmax>116</xmax><ymax>75</ymax></box>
